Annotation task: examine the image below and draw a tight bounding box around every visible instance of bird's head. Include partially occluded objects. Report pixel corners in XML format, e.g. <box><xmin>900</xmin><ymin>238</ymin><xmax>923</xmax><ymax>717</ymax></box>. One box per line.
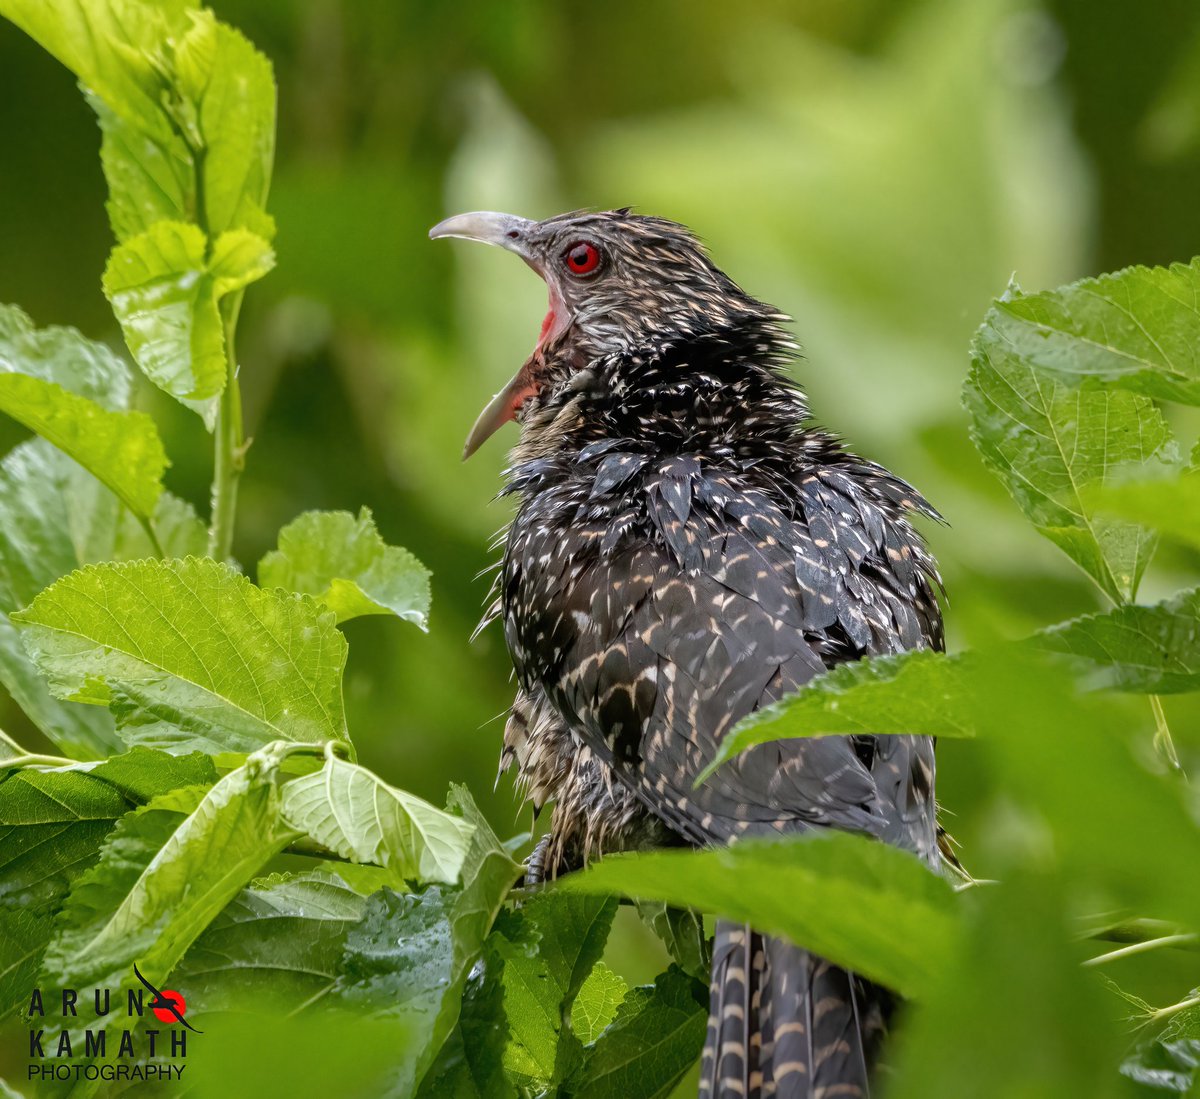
<box><xmin>429</xmin><ymin>208</ymin><xmax>782</xmax><ymax>457</ymax></box>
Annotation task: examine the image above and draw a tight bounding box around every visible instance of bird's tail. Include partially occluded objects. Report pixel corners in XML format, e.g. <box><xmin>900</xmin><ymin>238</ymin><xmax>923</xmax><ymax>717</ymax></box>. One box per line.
<box><xmin>700</xmin><ymin>921</ymin><xmax>892</xmax><ymax>1099</ymax></box>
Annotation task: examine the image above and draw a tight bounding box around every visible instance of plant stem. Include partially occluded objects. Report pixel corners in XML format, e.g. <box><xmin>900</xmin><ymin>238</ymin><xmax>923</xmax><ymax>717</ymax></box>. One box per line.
<box><xmin>1149</xmin><ymin>994</ymin><xmax>1200</xmax><ymax>1026</ymax></box>
<box><xmin>1083</xmin><ymin>933</ymin><xmax>1200</xmax><ymax>967</ymax></box>
<box><xmin>2</xmin><ymin>752</ymin><xmax>79</xmax><ymax>769</ymax></box>
<box><xmin>1148</xmin><ymin>694</ymin><xmax>1183</xmax><ymax>774</ymax></box>
<box><xmin>137</xmin><ymin>514</ymin><xmax>166</xmax><ymax>559</ymax></box>
<box><xmin>207</xmin><ymin>301</ymin><xmax>245</xmax><ymax>561</ymax></box>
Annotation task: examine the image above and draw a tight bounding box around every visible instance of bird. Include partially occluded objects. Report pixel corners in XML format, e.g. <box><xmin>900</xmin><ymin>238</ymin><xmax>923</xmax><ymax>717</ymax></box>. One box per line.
<box><xmin>431</xmin><ymin>208</ymin><xmax>945</xmax><ymax>1099</ymax></box>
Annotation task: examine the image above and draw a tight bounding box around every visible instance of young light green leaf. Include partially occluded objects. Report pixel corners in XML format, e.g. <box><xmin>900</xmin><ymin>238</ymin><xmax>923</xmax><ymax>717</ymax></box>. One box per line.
<box><xmin>0</xmin><ymin>2</ymin><xmax>275</xmax><ymax>245</ymax></box>
<box><xmin>42</xmin><ymin>749</ymin><xmax>301</xmax><ymax>991</ymax></box>
<box><xmin>102</xmin><ymin>222</ymin><xmax>274</xmax><ymax>425</ymax></box>
<box><xmin>966</xmin><ymin>302</ymin><xmax>1177</xmax><ymax>601</ymax></box>
<box><xmin>1038</xmin><ymin>587</ymin><xmax>1200</xmax><ymax>694</ymax></box>
<box><xmin>982</xmin><ymin>258</ymin><xmax>1200</xmax><ymax>405</ymax></box>
<box><xmin>13</xmin><ymin>557</ymin><xmax>349</xmax><ymax>755</ymax></box>
<box><xmin>567</xmin><ymin>965</ymin><xmax>708</xmax><ymax>1099</ymax></box>
<box><xmin>572</xmin><ymin>963</ymin><xmax>628</xmax><ymax>1045</ymax></box>
<box><xmin>259</xmin><ymin>507</ymin><xmax>431</xmax><ymax>628</ymax></box>
<box><xmin>182</xmin><ymin>16</ymin><xmax>277</xmax><ymax>242</ymax></box>
<box><xmin>0</xmin><ymin>374</ymin><xmax>165</xmax><ymax>518</ymax></box>
<box><xmin>0</xmin><ymin>1</ymin><xmax>192</xmax><ymax>160</ymax></box>
<box><xmin>491</xmin><ymin>893</ymin><xmax>619</xmax><ymax>1087</ymax></box>
<box><xmin>279</xmin><ymin>754</ymin><xmax>475</xmax><ymax>886</ymax></box>
<box><xmin>559</xmin><ymin>832</ymin><xmax>959</xmax><ymax>998</ymax></box>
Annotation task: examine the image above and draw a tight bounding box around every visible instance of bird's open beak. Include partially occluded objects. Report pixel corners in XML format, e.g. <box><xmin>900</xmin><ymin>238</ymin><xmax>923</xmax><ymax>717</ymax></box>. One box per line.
<box><xmin>429</xmin><ymin>211</ymin><xmax>553</xmax><ymax>459</ymax></box>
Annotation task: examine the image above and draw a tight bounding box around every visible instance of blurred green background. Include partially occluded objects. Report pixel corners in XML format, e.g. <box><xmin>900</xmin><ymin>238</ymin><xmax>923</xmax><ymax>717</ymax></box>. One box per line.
<box><xmin>3</xmin><ymin>0</ymin><xmax>1200</xmax><ymax>1025</ymax></box>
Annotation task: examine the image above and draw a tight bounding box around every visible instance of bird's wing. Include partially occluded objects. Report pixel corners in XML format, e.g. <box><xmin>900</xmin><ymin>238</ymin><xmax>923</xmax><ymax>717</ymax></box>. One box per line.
<box><xmin>504</xmin><ymin>454</ymin><xmax>942</xmax><ymax>858</ymax></box>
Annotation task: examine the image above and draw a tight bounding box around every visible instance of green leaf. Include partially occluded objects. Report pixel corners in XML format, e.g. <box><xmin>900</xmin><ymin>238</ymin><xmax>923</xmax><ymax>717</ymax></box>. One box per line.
<box><xmin>972</xmin><ymin>655</ymin><xmax>1200</xmax><ymax>928</ymax></box>
<box><xmin>1038</xmin><ymin>587</ymin><xmax>1200</xmax><ymax>694</ymax></box>
<box><xmin>0</xmin><ymin>303</ymin><xmax>132</xmax><ymax>408</ymax></box>
<box><xmin>0</xmin><ymin>374</ymin><xmax>165</xmax><ymax>518</ymax></box>
<box><xmin>559</xmin><ymin>832</ymin><xmax>958</xmax><ymax>998</ymax></box>
<box><xmin>1121</xmin><ymin>1037</ymin><xmax>1200</xmax><ymax>1095</ymax></box>
<box><xmin>0</xmin><ymin>439</ymin><xmax>204</xmax><ymax>757</ymax></box>
<box><xmin>259</xmin><ymin>507</ymin><xmax>432</xmax><ymax>628</ymax></box>
<box><xmin>179</xmin><ymin>14</ymin><xmax>277</xmax><ymax>241</ymax></box>
<box><xmin>323</xmin><ymin>786</ymin><xmax>520</xmax><ymax>1095</ymax></box>
<box><xmin>0</xmin><ymin>2</ymin><xmax>275</xmax><ymax>244</ymax></box>
<box><xmin>568</xmin><ymin>965</ymin><xmax>709</xmax><ymax>1099</ymax></box>
<box><xmin>189</xmin><ymin>1009</ymin><xmax>409</xmax><ymax>1099</ymax></box>
<box><xmin>0</xmin><ymin>1</ymin><xmax>193</xmax><ymax>159</ymax></box>
<box><xmin>279</xmin><ymin>753</ymin><xmax>475</xmax><ymax>886</ymax></box>
<box><xmin>982</xmin><ymin>258</ymin><xmax>1200</xmax><ymax>405</ymax></box>
<box><xmin>42</xmin><ymin>747</ymin><xmax>300</xmax><ymax>991</ymax></box>
<box><xmin>0</xmin><ymin>748</ymin><xmax>215</xmax><ymax>1015</ymax></box>
<box><xmin>331</xmin><ymin>885</ymin><xmax>500</xmax><ymax>1097</ymax></box>
<box><xmin>636</xmin><ymin>902</ymin><xmax>711</xmax><ymax>983</ymax></box>
<box><xmin>572</xmin><ymin>962</ymin><xmax>628</xmax><ymax>1044</ymax></box>
<box><xmin>491</xmin><ymin>892</ymin><xmax>619</xmax><ymax>1086</ymax></box>
<box><xmin>704</xmin><ymin>649</ymin><xmax>973</xmax><ymax>780</ymax></box>
<box><xmin>418</xmin><ymin>949</ymin><xmax>516</xmax><ymax>1099</ymax></box>
<box><xmin>966</xmin><ymin>295</ymin><xmax>1178</xmax><ymax>600</ymax></box>
<box><xmin>0</xmin><ymin>769</ymin><xmax>126</xmax><ymax>1015</ymax></box>
<box><xmin>1089</xmin><ymin>471</ymin><xmax>1200</xmax><ymax>553</ymax></box>
<box><xmin>102</xmin><ymin>222</ymin><xmax>274</xmax><ymax>426</ymax></box>
<box><xmin>13</xmin><ymin>557</ymin><xmax>349</xmax><ymax>755</ymax></box>
<box><xmin>889</xmin><ymin>875</ymin><xmax>1131</xmax><ymax>1099</ymax></box>
<box><xmin>176</xmin><ymin>870</ymin><xmax>368</xmax><ymax>1016</ymax></box>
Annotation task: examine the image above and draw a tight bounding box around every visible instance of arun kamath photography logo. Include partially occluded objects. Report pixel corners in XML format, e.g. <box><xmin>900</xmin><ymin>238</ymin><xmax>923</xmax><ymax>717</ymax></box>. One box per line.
<box><xmin>25</xmin><ymin>964</ymin><xmax>201</xmax><ymax>1084</ymax></box>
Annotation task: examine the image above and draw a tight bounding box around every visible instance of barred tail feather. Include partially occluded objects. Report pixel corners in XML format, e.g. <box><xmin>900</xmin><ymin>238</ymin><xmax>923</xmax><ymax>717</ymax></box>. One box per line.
<box><xmin>700</xmin><ymin>921</ymin><xmax>891</xmax><ymax>1099</ymax></box>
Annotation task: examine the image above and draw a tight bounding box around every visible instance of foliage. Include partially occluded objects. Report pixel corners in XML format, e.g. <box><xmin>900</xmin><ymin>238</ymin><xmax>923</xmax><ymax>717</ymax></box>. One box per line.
<box><xmin>0</xmin><ymin>2</ymin><xmax>1198</xmax><ymax>1098</ymax></box>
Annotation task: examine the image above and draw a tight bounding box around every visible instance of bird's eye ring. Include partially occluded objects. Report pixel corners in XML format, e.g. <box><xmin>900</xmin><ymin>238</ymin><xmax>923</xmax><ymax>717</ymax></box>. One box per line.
<box><xmin>564</xmin><ymin>241</ymin><xmax>602</xmax><ymax>277</ymax></box>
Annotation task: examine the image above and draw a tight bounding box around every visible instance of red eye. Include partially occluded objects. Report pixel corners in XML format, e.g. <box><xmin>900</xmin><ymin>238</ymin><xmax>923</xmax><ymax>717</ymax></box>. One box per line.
<box><xmin>564</xmin><ymin>241</ymin><xmax>601</xmax><ymax>276</ymax></box>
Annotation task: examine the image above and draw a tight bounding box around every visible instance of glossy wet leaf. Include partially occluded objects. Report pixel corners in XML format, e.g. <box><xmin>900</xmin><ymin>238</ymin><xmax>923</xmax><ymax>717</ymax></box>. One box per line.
<box><xmin>176</xmin><ymin>871</ymin><xmax>368</xmax><ymax>1016</ymax></box>
<box><xmin>102</xmin><ymin>222</ymin><xmax>274</xmax><ymax>425</ymax></box>
<box><xmin>1039</xmin><ymin>587</ymin><xmax>1200</xmax><ymax>694</ymax></box>
<box><xmin>418</xmin><ymin>949</ymin><xmax>516</xmax><ymax>1099</ymax></box>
